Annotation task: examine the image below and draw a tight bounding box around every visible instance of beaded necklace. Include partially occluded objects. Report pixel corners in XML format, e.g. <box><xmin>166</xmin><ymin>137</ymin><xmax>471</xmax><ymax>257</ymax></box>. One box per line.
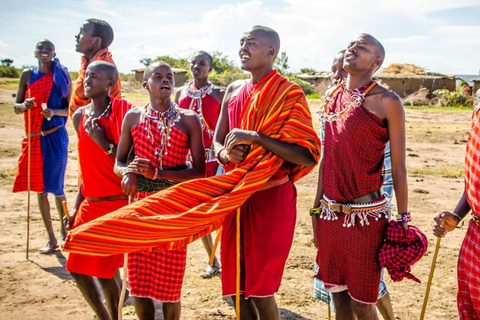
<box><xmin>143</xmin><ymin>102</ymin><xmax>181</xmax><ymax>168</ymax></box>
<box><xmin>186</xmin><ymin>81</ymin><xmax>214</xmax><ymax>137</ymax></box>
<box><xmin>321</xmin><ymin>80</ymin><xmax>377</xmax><ymax>122</ymax></box>
<box><xmin>87</xmin><ymin>100</ymin><xmax>112</xmax><ymax>119</ymax></box>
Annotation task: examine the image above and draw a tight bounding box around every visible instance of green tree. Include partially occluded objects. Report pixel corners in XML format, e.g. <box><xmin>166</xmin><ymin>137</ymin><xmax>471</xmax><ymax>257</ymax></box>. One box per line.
<box><xmin>274</xmin><ymin>51</ymin><xmax>289</xmax><ymax>75</ymax></box>
<box><xmin>1</xmin><ymin>58</ymin><xmax>13</xmax><ymax>67</ymax></box>
<box><xmin>139</xmin><ymin>58</ymin><xmax>152</xmax><ymax>67</ymax></box>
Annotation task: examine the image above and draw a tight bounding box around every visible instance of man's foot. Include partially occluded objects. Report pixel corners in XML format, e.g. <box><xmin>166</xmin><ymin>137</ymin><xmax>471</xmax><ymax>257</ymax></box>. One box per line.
<box><xmin>39</xmin><ymin>242</ymin><xmax>59</xmax><ymax>254</ymax></box>
<box><xmin>200</xmin><ymin>264</ymin><xmax>220</xmax><ymax>279</ymax></box>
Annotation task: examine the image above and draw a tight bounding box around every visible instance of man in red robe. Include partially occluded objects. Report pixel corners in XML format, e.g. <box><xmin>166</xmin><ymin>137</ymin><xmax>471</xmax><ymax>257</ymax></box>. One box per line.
<box><xmin>213</xmin><ymin>25</ymin><xmax>318</xmax><ymax>320</ymax></box>
<box><xmin>175</xmin><ymin>51</ymin><xmax>225</xmax><ymax>278</ymax></box>
<box><xmin>65</xmin><ymin>61</ymin><xmax>131</xmax><ymax>320</ymax></box>
<box><xmin>70</xmin><ymin>18</ymin><xmax>121</xmax><ymax>117</ymax></box>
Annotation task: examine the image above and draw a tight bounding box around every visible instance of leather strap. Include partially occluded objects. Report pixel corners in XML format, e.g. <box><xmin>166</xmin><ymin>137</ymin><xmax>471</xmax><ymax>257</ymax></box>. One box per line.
<box><xmin>27</xmin><ymin>125</ymin><xmax>62</xmax><ymax>137</ymax></box>
<box><xmin>349</xmin><ymin>189</ymin><xmax>382</xmax><ymax>204</ymax></box>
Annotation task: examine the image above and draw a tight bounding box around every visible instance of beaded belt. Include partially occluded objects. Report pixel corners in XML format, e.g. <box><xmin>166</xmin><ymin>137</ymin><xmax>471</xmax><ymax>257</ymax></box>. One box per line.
<box><xmin>137</xmin><ymin>164</ymin><xmax>188</xmax><ymax>193</ymax></box>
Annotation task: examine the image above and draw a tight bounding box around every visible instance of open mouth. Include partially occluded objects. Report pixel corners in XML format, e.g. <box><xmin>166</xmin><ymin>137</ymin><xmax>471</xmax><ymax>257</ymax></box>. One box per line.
<box><xmin>160</xmin><ymin>86</ymin><xmax>171</xmax><ymax>92</ymax></box>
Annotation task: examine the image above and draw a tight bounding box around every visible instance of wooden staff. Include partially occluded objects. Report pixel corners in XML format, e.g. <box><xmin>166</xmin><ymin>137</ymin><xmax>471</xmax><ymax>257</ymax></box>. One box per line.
<box><xmin>420</xmin><ymin>237</ymin><xmax>441</xmax><ymax>320</ymax></box>
<box><xmin>26</xmin><ymin>89</ymin><xmax>32</xmax><ymax>260</ymax></box>
<box><xmin>118</xmin><ymin>253</ymin><xmax>128</xmax><ymax>320</ymax></box>
<box><xmin>209</xmin><ymin>227</ymin><xmax>222</xmax><ymax>266</ymax></box>
<box><xmin>236</xmin><ymin>207</ymin><xmax>241</xmax><ymax>319</ymax></box>
<box><xmin>328</xmin><ymin>304</ymin><xmax>331</xmax><ymax>320</ymax></box>
<box><xmin>61</xmin><ymin>200</ymin><xmax>70</xmax><ymax>220</ymax></box>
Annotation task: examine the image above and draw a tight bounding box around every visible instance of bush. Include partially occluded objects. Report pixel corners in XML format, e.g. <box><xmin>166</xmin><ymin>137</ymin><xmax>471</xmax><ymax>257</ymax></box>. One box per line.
<box><xmin>209</xmin><ymin>70</ymin><xmax>249</xmax><ymax>88</ymax></box>
<box><xmin>0</xmin><ymin>66</ymin><xmax>20</xmax><ymax>78</ymax></box>
<box><xmin>432</xmin><ymin>89</ymin><xmax>469</xmax><ymax>107</ymax></box>
<box><xmin>287</xmin><ymin>75</ymin><xmax>314</xmax><ymax>95</ymax></box>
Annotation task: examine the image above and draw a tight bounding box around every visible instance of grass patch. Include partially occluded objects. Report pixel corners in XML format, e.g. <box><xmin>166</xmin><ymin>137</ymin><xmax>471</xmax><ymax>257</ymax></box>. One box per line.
<box><xmin>405</xmin><ymin>105</ymin><xmax>472</xmax><ymax>112</ymax></box>
<box><xmin>409</xmin><ymin>167</ymin><xmax>463</xmax><ymax>178</ymax></box>
<box><xmin>0</xmin><ymin>79</ymin><xmax>19</xmax><ymax>90</ymax></box>
<box><xmin>306</xmin><ymin>93</ymin><xmax>321</xmax><ymax>100</ymax></box>
<box><xmin>0</xmin><ymin>168</ymin><xmax>17</xmax><ymax>185</ymax></box>
<box><xmin>122</xmin><ymin>91</ymin><xmax>148</xmax><ymax>99</ymax></box>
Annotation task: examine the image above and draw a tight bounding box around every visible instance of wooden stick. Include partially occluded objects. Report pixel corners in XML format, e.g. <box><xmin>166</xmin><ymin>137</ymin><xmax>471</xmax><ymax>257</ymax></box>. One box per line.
<box><xmin>420</xmin><ymin>237</ymin><xmax>441</xmax><ymax>320</ymax></box>
<box><xmin>26</xmin><ymin>89</ymin><xmax>32</xmax><ymax>260</ymax></box>
<box><xmin>61</xmin><ymin>200</ymin><xmax>70</xmax><ymax>220</ymax></box>
<box><xmin>328</xmin><ymin>303</ymin><xmax>331</xmax><ymax>320</ymax></box>
<box><xmin>118</xmin><ymin>253</ymin><xmax>128</xmax><ymax>320</ymax></box>
<box><xmin>236</xmin><ymin>208</ymin><xmax>241</xmax><ymax>319</ymax></box>
<box><xmin>209</xmin><ymin>227</ymin><xmax>222</xmax><ymax>265</ymax></box>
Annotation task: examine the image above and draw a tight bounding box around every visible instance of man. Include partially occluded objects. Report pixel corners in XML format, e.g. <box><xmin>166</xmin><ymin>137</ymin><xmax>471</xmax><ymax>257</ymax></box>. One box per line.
<box><xmin>432</xmin><ymin>88</ymin><xmax>480</xmax><ymax>319</ymax></box>
<box><xmin>175</xmin><ymin>51</ymin><xmax>225</xmax><ymax>278</ymax></box>
<box><xmin>115</xmin><ymin>61</ymin><xmax>205</xmax><ymax>320</ymax></box>
<box><xmin>63</xmin><ymin>27</ymin><xmax>320</xmax><ymax>320</ymax></box>
<box><xmin>313</xmin><ymin>49</ymin><xmax>394</xmax><ymax>320</ymax></box>
<box><xmin>70</xmin><ymin>18</ymin><xmax>121</xmax><ymax>117</ymax></box>
<box><xmin>13</xmin><ymin>39</ymin><xmax>70</xmax><ymax>254</ymax></box>
<box><xmin>312</xmin><ymin>33</ymin><xmax>408</xmax><ymax>320</ymax></box>
<box><xmin>66</xmin><ymin>61</ymin><xmax>131</xmax><ymax>320</ymax></box>
<box><xmin>213</xmin><ymin>25</ymin><xmax>319</xmax><ymax>319</ymax></box>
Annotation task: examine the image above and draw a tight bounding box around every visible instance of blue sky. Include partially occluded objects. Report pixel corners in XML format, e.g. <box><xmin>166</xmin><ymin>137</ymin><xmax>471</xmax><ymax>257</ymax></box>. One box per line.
<box><xmin>1</xmin><ymin>0</ymin><xmax>479</xmax><ymax>75</ymax></box>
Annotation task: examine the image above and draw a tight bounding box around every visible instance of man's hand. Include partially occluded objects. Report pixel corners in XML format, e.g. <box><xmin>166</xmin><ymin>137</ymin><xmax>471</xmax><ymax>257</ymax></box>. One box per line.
<box><xmin>64</xmin><ymin>208</ymin><xmax>77</xmax><ymax>231</ymax></box>
<box><xmin>84</xmin><ymin>118</ymin><xmax>107</xmax><ymax>146</ymax></box>
<box><xmin>432</xmin><ymin>211</ymin><xmax>460</xmax><ymax>237</ymax></box>
<box><xmin>23</xmin><ymin>97</ymin><xmax>36</xmax><ymax>110</ymax></box>
<box><xmin>224</xmin><ymin>129</ymin><xmax>258</xmax><ymax>152</ymax></box>
<box><xmin>225</xmin><ymin>145</ymin><xmax>249</xmax><ymax>164</ymax></box>
<box><xmin>41</xmin><ymin>108</ymin><xmax>55</xmax><ymax>119</ymax></box>
<box><xmin>127</xmin><ymin>157</ymin><xmax>155</xmax><ymax>179</ymax></box>
<box><xmin>121</xmin><ymin>173</ymin><xmax>138</xmax><ymax>202</ymax></box>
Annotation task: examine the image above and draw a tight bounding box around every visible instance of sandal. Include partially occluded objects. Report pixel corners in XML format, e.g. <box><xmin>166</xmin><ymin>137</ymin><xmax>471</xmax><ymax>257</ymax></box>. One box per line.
<box><xmin>200</xmin><ymin>264</ymin><xmax>220</xmax><ymax>279</ymax></box>
<box><xmin>39</xmin><ymin>242</ymin><xmax>59</xmax><ymax>254</ymax></box>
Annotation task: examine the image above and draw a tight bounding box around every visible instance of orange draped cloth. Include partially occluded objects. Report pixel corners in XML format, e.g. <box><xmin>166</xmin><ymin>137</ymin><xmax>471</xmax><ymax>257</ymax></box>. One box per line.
<box><xmin>63</xmin><ymin>70</ymin><xmax>321</xmax><ymax>256</ymax></box>
<box><xmin>69</xmin><ymin>48</ymin><xmax>121</xmax><ymax>117</ymax></box>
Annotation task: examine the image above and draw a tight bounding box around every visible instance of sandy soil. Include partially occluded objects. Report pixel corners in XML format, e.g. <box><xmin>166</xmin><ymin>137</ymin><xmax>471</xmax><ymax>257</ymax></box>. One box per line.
<box><xmin>0</xmin><ymin>86</ymin><xmax>471</xmax><ymax>319</ymax></box>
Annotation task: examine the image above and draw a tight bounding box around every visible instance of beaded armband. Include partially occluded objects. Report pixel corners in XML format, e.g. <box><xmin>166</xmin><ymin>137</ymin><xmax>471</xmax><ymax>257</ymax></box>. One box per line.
<box><xmin>310</xmin><ymin>208</ymin><xmax>320</xmax><ymax>216</ymax></box>
<box><xmin>215</xmin><ymin>147</ymin><xmax>229</xmax><ymax>166</ymax></box>
<box><xmin>396</xmin><ymin>212</ymin><xmax>412</xmax><ymax>223</ymax></box>
<box><xmin>153</xmin><ymin>168</ymin><xmax>159</xmax><ymax>180</ymax></box>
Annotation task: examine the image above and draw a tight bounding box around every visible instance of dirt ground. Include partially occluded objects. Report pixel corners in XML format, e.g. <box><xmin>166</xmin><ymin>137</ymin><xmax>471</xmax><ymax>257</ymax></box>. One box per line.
<box><xmin>0</xmin><ymin>84</ymin><xmax>472</xmax><ymax>319</ymax></box>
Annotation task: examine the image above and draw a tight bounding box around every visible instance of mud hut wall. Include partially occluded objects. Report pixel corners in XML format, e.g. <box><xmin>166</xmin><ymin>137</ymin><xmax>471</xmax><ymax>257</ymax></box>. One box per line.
<box><xmin>376</xmin><ymin>77</ymin><xmax>455</xmax><ymax>98</ymax></box>
<box><xmin>133</xmin><ymin>70</ymin><xmax>188</xmax><ymax>88</ymax></box>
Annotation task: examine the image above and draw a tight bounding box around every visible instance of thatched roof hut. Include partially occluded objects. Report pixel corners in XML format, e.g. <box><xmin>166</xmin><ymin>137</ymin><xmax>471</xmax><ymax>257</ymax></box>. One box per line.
<box><xmin>132</xmin><ymin>67</ymin><xmax>188</xmax><ymax>87</ymax></box>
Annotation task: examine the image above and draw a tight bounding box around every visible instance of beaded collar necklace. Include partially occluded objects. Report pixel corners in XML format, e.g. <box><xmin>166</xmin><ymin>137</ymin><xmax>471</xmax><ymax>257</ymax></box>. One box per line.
<box><xmin>321</xmin><ymin>80</ymin><xmax>377</xmax><ymax>122</ymax></box>
<box><xmin>87</xmin><ymin>100</ymin><xmax>112</xmax><ymax>119</ymax></box>
<box><xmin>186</xmin><ymin>81</ymin><xmax>214</xmax><ymax>137</ymax></box>
<box><xmin>143</xmin><ymin>102</ymin><xmax>181</xmax><ymax>168</ymax></box>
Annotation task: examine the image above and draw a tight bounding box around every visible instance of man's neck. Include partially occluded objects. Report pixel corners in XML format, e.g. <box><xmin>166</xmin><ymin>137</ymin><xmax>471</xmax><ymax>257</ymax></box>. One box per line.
<box><xmin>345</xmin><ymin>72</ymin><xmax>374</xmax><ymax>91</ymax></box>
<box><xmin>38</xmin><ymin>61</ymin><xmax>52</xmax><ymax>74</ymax></box>
<box><xmin>193</xmin><ymin>78</ymin><xmax>209</xmax><ymax>89</ymax></box>
<box><xmin>83</xmin><ymin>48</ymin><xmax>102</xmax><ymax>63</ymax></box>
<box><xmin>249</xmin><ymin>65</ymin><xmax>273</xmax><ymax>84</ymax></box>
<box><xmin>150</xmin><ymin>98</ymin><xmax>172</xmax><ymax>111</ymax></box>
<box><xmin>91</xmin><ymin>95</ymin><xmax>111</xmax><ymax>115</ymax></box>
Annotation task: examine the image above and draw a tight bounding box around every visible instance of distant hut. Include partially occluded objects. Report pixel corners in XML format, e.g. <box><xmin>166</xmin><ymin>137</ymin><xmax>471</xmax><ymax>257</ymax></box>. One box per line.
<box><xmin>132</xmin><ymin>67</ymin><xmax>188</xmax><ymax>87</ymax></box>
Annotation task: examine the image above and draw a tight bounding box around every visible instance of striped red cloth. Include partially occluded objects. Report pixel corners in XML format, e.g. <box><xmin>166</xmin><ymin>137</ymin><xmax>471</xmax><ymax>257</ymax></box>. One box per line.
<box><xmin>378</xmin><ymin>221</ymin><xmax>428</xmax><ymax>283</ymax></box>
<box><xmin>63</xmin><ymin>71</ymin><xmax>321</xmax><ymax>256</ymax></box>
<box><xmin>465</xmin><ymin>109</ymin><xmax>480</xmax><ymax>214</ymax></box>
<box><xmin>69</xmin><ymin>48</ymin><xmax>121</xmax><ymax>117</ymax></box>
<box><xmin>13</xmin><ymin>72</ymin><xmax>54</xmax><ymax>193</ymax></box>
<box><xmin>457</xmin><ymin>220</ymin><xmax>480</xmax><ymax>319</ymax></box>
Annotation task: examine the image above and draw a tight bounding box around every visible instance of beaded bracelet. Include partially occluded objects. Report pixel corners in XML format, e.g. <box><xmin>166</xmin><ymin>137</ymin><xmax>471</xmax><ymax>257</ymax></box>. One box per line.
<box><xmin>310</xmin><ymin>208</ymin><xmax>320</xmax><ymax>216</ymax></box>
<box><xmin>106</xmin><ymin>143</ymin><xmax>115</xmax><ymax>155</ymax></box>
<box><xmin>215</xmin><ymin>147</ymin><xmax>229</xmax><ymax>166</ymax></box>
<box><xmin>396</xmin><ymin>212</ymin><xmax>412</xmax><ymax>223</ymax></box>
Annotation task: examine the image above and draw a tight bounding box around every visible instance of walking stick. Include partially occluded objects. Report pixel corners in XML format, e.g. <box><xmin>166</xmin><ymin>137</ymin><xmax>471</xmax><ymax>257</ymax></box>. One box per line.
<box><xmin>26</xmin><ymin>89</ymin><xmax>32</xmax><ymax>260</ymax></box>
<box><xmin>209</xmin><ymin>226</ymin><xmax>222</xmax><ymax>265</ymax></box>
<box><xmin>118</xmin><ymin>253</ymin><xmax>128</xmax><ymax>320</ymax></box>
<box><xmin>236</xmin><ymin>207</ymin><xmax>241</xmax><ymax>319</ymax></box>
<box><xmin>420</xmin><ymin>237</ymin><xmax>441</xmax><ymax>320</ymax></box>
<box><xmin>328</xmin><ymin>304</ymin><xmax>331</xmax><ymax>320</ymax></box>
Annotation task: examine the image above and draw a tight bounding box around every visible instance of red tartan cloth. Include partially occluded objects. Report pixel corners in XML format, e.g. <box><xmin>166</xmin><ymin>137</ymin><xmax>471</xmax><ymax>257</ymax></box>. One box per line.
<box><xmin>465</xmin><ymin>110</ymin><xmax>480</xmax><ymax>214</ymax></box>
<box><xmin>13</xmin><ymin>72</ymin><xmax>54</xmax><ymax>193</ymax></box>
<box><xmin>457</xmin><ymin>220</ymin><xmax>480</xmax><ymax>319</ymax></box>
<box><xmin>322</xmin><ymin>85</ymin><xmax>388</xmax><ymax>202</ymax></box>
<box><xmin>66</xmin><ymin>199</ymin><xmax>126</xmax><ymax>278</ymax></box>
<box><xmin>128</xmin><ymin>110</ymin><xmax>189</xmax><ymax>301</ymax></box>
<box><xmin>315</xmin><ymin>211</ymin><xmax>389</xmax><ymax>304</ymax></box>
<box><xmin>78</xmin><ymin>98</ymin><xmax>131</xmax><ymax>198</ymax></box>
<box><xmin>378</xmin><ymin>221</ymin><xmax>428</xmax><ymax>283</ymax></box>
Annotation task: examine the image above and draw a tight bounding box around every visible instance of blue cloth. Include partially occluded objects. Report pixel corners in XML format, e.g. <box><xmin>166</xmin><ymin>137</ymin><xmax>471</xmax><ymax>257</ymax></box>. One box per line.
<box><xmin>30</xmin><ymin>68</ymin><xmax>69</xmax><ymax>196</ymax></box>
<box><xmin>52</xmin><ymin>58</ymin><xmax>71</xmax><ymax>99</ymax></box>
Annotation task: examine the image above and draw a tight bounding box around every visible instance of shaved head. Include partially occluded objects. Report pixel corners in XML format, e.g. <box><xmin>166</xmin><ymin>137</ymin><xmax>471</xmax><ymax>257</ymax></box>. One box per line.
<box><xmin>36</xmin><ymin>39</ymin><xmax>55</xmax><ymax>50</ymax></box>
<box><xmin>87</xmin><ymin>61</ymin><xmax>118</xmax><ymax>85</ymax></box>
<box><xmin>250</xmin><ymin>25</ymin><xmax>281</xmax><ymax>59</ymax></box>
<box><xmin>358</xmin><ymin>33</ymin><xmax>385</xmax><ymax>66</ymax></box>
<box><xmin>144</xmin><ymin>61</ymin><xmax>172</xmax><ymax>81</ymax></box>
